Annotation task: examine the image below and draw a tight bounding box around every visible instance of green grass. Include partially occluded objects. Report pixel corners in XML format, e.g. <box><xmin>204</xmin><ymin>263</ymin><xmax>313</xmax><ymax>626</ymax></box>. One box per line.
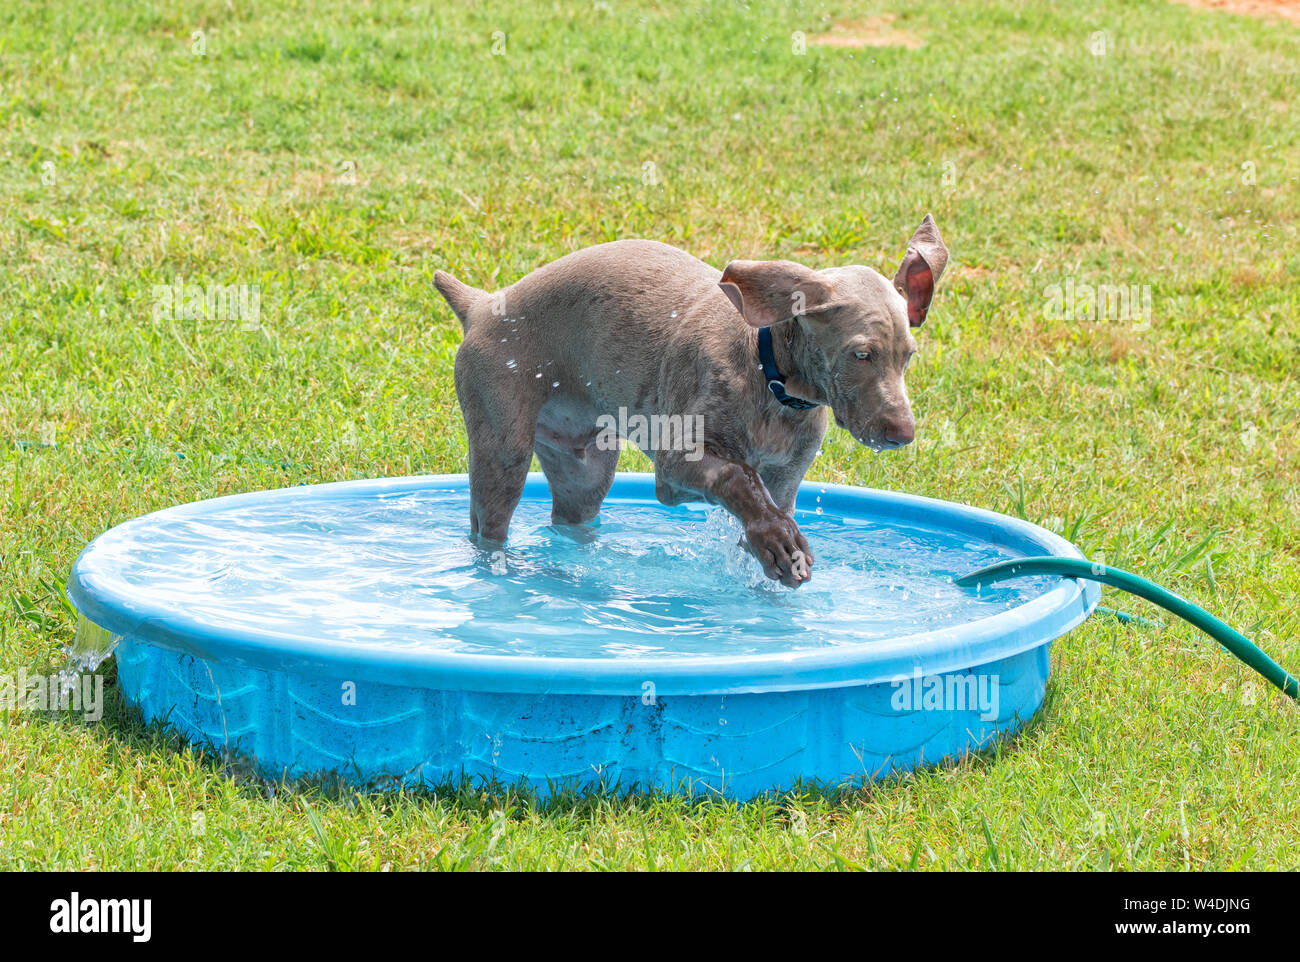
<box><xmin>2</xmin><ymin>0</ymin><xmax>1298</xmax><ymax>870</ymax></box>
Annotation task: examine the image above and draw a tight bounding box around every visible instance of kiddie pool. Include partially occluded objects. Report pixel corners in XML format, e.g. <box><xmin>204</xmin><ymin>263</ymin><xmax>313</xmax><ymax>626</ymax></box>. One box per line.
<box><xmin>66</xmin><ymin>473</ymin><xmax>1099</xmax><ymax>798</ymax></box>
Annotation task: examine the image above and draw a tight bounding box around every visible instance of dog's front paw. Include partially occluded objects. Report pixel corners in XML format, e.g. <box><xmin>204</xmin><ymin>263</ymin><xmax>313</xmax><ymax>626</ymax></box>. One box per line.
<box><xmin>745</xmin><ymin>513</ymin><xmax>814</xmax><ymax>588</ymax></box>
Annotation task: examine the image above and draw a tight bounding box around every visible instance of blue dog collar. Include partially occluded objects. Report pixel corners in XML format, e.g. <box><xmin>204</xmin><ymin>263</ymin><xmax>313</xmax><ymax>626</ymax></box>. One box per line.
<box><xmin>757</xmin><ymin>326</ymin><xmax>821</xmax><ymax>411</ymax></box>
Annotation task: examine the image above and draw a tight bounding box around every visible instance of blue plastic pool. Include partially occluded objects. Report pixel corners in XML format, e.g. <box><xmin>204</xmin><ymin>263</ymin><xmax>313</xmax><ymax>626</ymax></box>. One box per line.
<box><xmin>66</xmin><ymin>473</ymin><xmax>1099</xmax><ymax>797</ymax></box>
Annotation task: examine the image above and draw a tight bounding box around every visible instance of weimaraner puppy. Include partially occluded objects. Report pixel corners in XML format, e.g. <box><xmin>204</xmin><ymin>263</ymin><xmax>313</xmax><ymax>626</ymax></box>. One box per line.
<box><xmin>434</xmin><ymin>215</ymin><xmax>948</xmax><ymax>587</ymax></box>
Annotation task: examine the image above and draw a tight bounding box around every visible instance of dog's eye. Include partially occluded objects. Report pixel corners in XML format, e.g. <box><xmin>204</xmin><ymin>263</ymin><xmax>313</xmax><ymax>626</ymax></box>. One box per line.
<box><xmin>854</xmin><ymin>351</ymin><xmax>872</xmax><ymax>361</ymax></box>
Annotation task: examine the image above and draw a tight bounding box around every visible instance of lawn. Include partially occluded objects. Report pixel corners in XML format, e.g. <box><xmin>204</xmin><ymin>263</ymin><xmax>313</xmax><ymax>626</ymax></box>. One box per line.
<box><xmin>1</xmin><ymin>0</ymin><xmax>1297</xmax><ymax>870</ymax></box>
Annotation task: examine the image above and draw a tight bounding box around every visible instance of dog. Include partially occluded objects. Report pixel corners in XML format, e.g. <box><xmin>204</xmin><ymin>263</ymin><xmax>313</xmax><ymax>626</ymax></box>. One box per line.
<box><xmin>434</xmin><ymin>215</ymin><xmax>948</xmax><ymax>587</ymax></box>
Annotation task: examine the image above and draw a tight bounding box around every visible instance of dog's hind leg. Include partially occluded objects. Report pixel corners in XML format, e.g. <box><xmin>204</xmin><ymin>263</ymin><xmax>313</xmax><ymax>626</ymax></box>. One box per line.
<box><xmin>533</xmin><ymin>437</ymin><xmax>618</xmax><ymax>526</ymax></box>
<box><xmin>466</xmin><ymin>437</ymin><xmax>532</xmax><ymax>543</ymax></box>
<box><xmin>456</xmin><ymin>352</ymin><xmax>540</xmax><ymax>543</ymax></box>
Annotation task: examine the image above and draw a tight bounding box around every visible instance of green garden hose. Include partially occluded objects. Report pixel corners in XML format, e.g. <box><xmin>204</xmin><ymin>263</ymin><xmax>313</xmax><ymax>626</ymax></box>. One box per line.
<box><xmin>955</xmin><ymin>556</ymin><xmax>1299</xmax><ymax>701</ymax></box>
<box><xmin>1095</xmin><ymin>605</ymin><xmax>1164</xmax><ymax>629</ymax></box>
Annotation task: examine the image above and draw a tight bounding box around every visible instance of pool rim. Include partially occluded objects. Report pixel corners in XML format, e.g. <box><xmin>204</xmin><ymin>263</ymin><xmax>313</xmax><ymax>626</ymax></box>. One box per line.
<box><xmin>66</xmin><ymin>473</ymin><xmax>1100</xmax><ymax>697</ymax></box>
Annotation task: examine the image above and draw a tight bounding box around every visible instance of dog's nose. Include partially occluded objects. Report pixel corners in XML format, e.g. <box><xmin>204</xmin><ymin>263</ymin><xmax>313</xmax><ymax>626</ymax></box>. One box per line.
<box><xmin>884</xmin><ymin>418</ymin><xmax>915</xmax><ymax>447</ymax></box>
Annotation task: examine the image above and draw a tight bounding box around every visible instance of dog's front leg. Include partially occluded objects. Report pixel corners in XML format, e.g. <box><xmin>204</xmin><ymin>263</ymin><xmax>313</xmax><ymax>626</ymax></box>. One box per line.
<box><xmin>655</xmin><ymin>451</ymin><xmax>813</xmax><ymax>587</ymax></box>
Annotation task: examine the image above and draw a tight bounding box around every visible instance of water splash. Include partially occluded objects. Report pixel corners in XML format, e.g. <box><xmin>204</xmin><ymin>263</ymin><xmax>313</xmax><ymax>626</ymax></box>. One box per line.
<box><xmin>58</xmin><ymin>616</ymin><xmax>120</xmax><ymax>696</ymax></box>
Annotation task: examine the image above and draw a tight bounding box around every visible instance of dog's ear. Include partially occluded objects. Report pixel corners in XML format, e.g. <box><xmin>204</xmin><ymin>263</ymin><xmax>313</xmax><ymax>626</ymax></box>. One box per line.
<box><xmin>893</xmin><ymin>214</ymin><xmax>948</xmax><ymax>328</ymax></box>
<box><xmin>719</xmin><ymin>260</ymin><xmax>835</xmax><ymax>328</ymax></box>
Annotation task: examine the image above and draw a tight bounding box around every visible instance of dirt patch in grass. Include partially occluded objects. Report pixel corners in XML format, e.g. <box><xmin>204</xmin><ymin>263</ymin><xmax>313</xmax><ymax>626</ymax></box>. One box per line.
<box><xmin>808</xmin><ymin>15</ymin><xmax>922</xmax><ymax>49</ymax></box>
<box><xmin>1169</xmin><ymin>0</ymin><xmax>1300</xmax><ymax>25</ymax></box>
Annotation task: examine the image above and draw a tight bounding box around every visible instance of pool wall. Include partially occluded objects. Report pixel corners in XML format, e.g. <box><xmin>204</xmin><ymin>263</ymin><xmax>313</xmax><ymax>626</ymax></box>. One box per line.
<box><xmin>113</xmin><ymin>626</ymin><xmax>1052</xmax><ymax>797</ymax></box>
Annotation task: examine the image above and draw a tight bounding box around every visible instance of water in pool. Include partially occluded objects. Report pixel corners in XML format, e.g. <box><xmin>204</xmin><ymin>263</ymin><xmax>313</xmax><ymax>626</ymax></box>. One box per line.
<box><xmin>80</xmin><ymin>485</ymin><xmax>1052</xmax><ymax>659</ymax></box>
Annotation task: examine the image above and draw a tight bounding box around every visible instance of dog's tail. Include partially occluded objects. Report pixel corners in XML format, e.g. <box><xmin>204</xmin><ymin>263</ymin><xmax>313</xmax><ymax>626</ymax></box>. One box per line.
<box><xmin>434</xmin><ymin>270</ymin><xmax>485</xmax><ymax>331</ymax></box>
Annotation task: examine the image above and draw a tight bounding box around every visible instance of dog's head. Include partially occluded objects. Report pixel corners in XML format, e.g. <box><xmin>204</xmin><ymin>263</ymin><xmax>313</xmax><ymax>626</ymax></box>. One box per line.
<box><xmin>719</xmin><ymin>215</ymin><xmax>948</xmax><ymax>450</ymax></box>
